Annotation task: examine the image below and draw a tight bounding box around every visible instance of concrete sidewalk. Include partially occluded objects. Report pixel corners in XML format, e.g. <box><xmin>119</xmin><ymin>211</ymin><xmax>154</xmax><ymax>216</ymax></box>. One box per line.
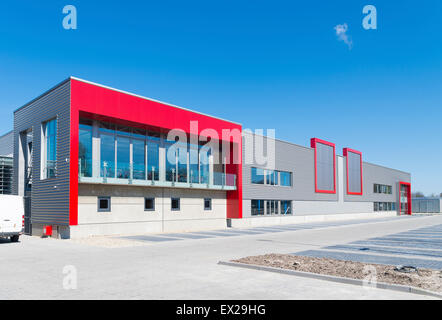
<box><xmin>0</xmin><ymin>215</ymin><xmax>441</xmax><ymax>299</ymax></box>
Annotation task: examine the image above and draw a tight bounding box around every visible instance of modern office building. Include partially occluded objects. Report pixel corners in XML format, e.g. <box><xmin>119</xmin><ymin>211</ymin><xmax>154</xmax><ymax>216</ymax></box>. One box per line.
<box><xmin>12</xmin><ymin>77</ymin><xmax>412</xmax><ymax>239</ymax></box>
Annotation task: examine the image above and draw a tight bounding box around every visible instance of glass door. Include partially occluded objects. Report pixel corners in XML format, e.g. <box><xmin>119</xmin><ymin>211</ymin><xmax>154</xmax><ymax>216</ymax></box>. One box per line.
<box><xmin>399</xmin><ymin>182</ymin><xmax>411</xmax><ymax>215</ymax></box>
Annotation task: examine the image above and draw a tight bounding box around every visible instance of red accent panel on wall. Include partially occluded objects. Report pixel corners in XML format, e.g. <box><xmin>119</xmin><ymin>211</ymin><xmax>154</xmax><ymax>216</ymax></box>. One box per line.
<box><xmin>69</xmin><ymin>79</ymin><xmax>243</xmax><ymax>225</ymax></box>
<box><xmin>310</xmin><ymin>138</ymin><xmax>336</xmax><ymax>194</ymax></box>
<box><xmin>343</xmin><ymin>148</ymin><xmax>363</xmax><ymax>196</ymax></box>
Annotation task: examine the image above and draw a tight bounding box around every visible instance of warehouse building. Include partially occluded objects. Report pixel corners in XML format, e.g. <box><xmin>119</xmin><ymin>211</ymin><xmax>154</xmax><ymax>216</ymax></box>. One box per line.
<box><xmin>12</xmin><ymin>77</ymin><xmax>412</xmax><ymax>239</ymax></box>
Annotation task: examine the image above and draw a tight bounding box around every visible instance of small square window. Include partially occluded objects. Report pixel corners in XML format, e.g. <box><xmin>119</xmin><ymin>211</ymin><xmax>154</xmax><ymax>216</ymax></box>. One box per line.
<box><xmin>204</xmin><ymin>198</ymin><xmax>212</xmax><ymax>211</ymax></box>
<box><xmin>171</xmin><ymin>198</ymin><xmax>180</xmax><ymax>211</ymax></box>
<box><xmin>144</xmin><ymin>198</ymin><xmax>155</xmax><ymax>211</ymax></box>
<box><xmin>98</xmin><ymin>197</ymin><xmax>111</xmax><ymax>212</ymax></box>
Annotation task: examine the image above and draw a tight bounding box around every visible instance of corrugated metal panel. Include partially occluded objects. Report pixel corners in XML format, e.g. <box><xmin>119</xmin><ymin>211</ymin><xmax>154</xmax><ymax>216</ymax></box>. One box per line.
<box><xmin>344</xmin><ymin>162</ymin><xmax>411</xmax><ymax>203</ymax></box>
<box><xmin>242</xmin><ymin>132</ymin><xmax>411</xmax><ymax>207</ymax></box>
<box><xmin>242</xmin><ymin>132</ymin><xmax>338</xmax><ymax>202</ymax></box>
<box><xmin>13</xmin><ymin>80</ymin><xmax>71</xmax><ymax>225</ymax></box>
<box><xmin>0</xmin><ymin>131</ymin><xmax>13</xmax><ymax>157</ymax></box>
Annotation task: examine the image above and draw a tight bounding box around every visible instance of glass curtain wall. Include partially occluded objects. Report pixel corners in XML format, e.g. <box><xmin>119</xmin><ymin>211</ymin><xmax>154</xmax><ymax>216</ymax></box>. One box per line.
<box><xmin>80</xmin><ymin>119</ymin><xmax>222</xmax><ymax>186</ymax></box>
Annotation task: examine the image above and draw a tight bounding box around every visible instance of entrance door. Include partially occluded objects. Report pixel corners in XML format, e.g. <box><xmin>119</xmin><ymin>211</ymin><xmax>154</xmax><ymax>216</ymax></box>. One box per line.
<box><xmin>399</xmin><ymin>182</ymin><xmax>412</xmax><ymax>215</ymax></box>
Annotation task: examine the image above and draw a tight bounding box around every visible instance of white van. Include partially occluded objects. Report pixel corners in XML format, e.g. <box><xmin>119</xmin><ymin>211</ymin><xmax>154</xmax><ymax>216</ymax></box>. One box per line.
<box><xmin>0</xmin><ymin>195</ymin><xmax>24</xmax><ymax>242</ymax></box>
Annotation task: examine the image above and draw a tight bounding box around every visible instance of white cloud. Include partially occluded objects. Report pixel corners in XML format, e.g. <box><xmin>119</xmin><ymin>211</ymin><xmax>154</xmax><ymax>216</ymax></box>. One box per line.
<box><xmin>334</xmin><ymin>23</ymin><xmax>353</xmax><ymax>50</ymax></box>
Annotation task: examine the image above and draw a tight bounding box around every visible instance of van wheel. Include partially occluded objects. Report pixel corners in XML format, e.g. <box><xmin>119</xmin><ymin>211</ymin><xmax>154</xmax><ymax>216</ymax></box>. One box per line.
<box><xmin>10</xmin><ymin>235</ymin><xmax>19</xmax><ymax>243</ymax></box>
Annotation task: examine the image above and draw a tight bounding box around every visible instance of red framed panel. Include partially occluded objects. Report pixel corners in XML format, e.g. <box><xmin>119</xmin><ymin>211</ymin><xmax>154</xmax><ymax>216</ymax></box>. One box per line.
<box><xmin>69</xmin><ymin>78</ymin><xmax>243</xmax><ymax>225</ymax></box>
<box><xmin>310</xmin><ymin>138</ymin><xmax>336</xmax><ymax>194</ymax></box>
<box><xmin>399</xmin><ymin>181</ymin><xmax>412</xmax><ymax>215</ymax></box>
<box><xmin>343</xmin><ymin>148</ymin><xmax>363</xmax><ymax>196</ymax></box>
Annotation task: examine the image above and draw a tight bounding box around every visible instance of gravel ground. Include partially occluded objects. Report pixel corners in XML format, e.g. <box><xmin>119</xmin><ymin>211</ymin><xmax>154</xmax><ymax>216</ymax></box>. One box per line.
<box><xmin>233</xmin><ymin>254</ymin><xmax>442</xmax><ymax>293</ymax></box>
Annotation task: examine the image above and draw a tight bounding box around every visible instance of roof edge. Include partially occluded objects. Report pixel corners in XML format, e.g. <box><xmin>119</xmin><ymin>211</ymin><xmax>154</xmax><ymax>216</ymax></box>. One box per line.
<box><xmin>14</xmin><ymin>77</ymin><xmax>72</xmax><ymax>114</ymax></box>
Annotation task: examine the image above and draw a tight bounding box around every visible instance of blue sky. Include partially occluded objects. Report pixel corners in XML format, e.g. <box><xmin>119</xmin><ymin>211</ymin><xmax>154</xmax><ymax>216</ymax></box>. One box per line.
<box><xmin>0</xmin><ymin>0</ymin><xmax>441</xmax><ymax>194</ymax></box>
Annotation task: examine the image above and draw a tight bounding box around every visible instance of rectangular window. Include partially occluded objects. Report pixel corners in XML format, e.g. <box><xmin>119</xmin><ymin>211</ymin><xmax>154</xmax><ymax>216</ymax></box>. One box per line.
<box><xmin>177</xmin><ymin>144</ymin><xmax>188</xmax><ymax>183</ymax></box>
<box><xmin>42</xmin><ymin>118</ymin><xmax>57</xmax><ymax>179</ymax></box>
<box><xmin>147</xmin><ymin>136</ymin><xmax>160</xmax><ymax>181</ymax></box>
<box><xmin>251</xmin><ymin>200</ymin><xmax>264</xmax><ymax>216</ymax></box>
<box><xmin>373</xmin><ymin>184</ymin><xmax>392</xmax><ymax>194</ymax></box>
<box><xmin>144</xmin><ymin>198</ymin><xmax>155</xmax><ymax>211</ymax></box>
<box><xmin>280</xmin><ymin>200</ymin><xmax>292</xmax><ymax>215</ymax></box>
<box><xmin>116</xmin><ymin>136</ymin><xmax>130</xmax><ymax>179</ymax></box>
<box><xmin>189</xmin><ymin>144</ymin><xmax>199</xmax><ymax>184</ymax></box>
<box><xmin>279</xmin><ymin>171</ymin><xmax>292</xmax><ymax>187</ymax></box>
<box><xmin>166</xmin><ymin>141</ymin><xmax>177</xmax><ymax>182</ymax></box>
<box><xmin>98</xmin><ymin>197</ymin><xmax>111</xmax><ymax>212</ymax></box>
<box><xmin>79</xmin><ymin>119</ymin><xmax>92</xmax><ymax>178</ymax></box>
<box><xmin>200</xmin><ymin>146</ymin><xmax>211</xmax><ymax>184</ymax></box>
<box><xmin>251</xmin><ymin>167</ymin><xmax>265</xmax><ymax>184</ymax></box>
<box><xmin>171</xmin><ymin>198</ymin><xmax>180</xmax><ymax>211</ymax></box>
<box><xmin>133</xmin><ymin>139</ymin><xmax>146</xmax><ymax>180</ymax></box>
<box><xmin>266</xmin><ymin>170</ymin><xmax>278</xmax><ymax>186</ymax></box>
<box><xmin>100</xmin><ymin>133</ymin><xmax>115</xmax><ymax>178</ymax></box>
<box><xmin>204</xmin><ymin>198</ymin><xmax>212</xmax><ymax>211</ymax></box>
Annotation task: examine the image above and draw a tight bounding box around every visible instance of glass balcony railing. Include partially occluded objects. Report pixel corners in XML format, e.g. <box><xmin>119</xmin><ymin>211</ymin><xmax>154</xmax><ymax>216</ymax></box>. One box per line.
<box><xmin>78</xmin><ymin>159</ymin><xmax>237</xmax><ymax>190</ymax></box>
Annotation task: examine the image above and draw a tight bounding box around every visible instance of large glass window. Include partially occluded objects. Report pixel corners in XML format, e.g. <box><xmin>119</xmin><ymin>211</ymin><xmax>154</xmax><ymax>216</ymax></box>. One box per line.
<box><xmin>116</xmin><ymin>136</ymin><xmax>130</xmax><ymax>179</ymax></box>
<box><xmin>279</xmin><ymin>171</ymin><xmax>292</xmax><ymax>187</ymax></box>
<box><xmin>251</xmin><ymin>200</ymin><xmax>264</xmax><ymax>216</ymax></box>
<box><xmin>200</xmin><ymin>146</ymin><xmax>211</xmax><ymax>184</ymax></box>
<box><xmin>79</xmin><ymin>120</ymin><xmax>92</xmax><ymax>178</ymax></box>
<box><xmin>100</xmin><ymin>133</ymin><xmax>115</xmax><ymax>178</ymax></box>
<box><xmin>147</xmin><ymin>136</ymin><xmax>160</xmax><ymax>181</ymax></box>
<box><xmin>251</xmin><ymin>167</ymin><xmax>265</xmax><ymax>184</ymax></box>
<box><xmin>177</xmin><ymin>143</ymin><xmax>187</xmax><ymax>183</ymax></box>
<box><xmin>42</xmin><ymin>118</ymin><xmax>57</xmax><ymax>179</ymax></box>
<box><xmin>189</xmin><ymin>144</ymin><xmax>199</xmax><ymax>184</ymax></box>
<box><xmin>132</xmin><ymin>139</ymin><xmax>146</xmax><ymax>180</ymax></box>
<box><xmin>165</xmin><ymin>141</ymin><xmax>177</xmax><ymax>182</ymax></box>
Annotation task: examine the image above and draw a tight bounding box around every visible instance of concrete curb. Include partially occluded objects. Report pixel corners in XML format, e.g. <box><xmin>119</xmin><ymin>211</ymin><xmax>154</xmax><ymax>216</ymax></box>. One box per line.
<box><xmin>218</xmin><ymin>260</ymin><xmax>442</xmax><ymax>299</ymax></box>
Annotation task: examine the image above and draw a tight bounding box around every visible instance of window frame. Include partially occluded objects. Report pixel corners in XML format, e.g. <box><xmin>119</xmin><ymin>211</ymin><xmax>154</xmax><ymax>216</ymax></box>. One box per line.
<box><xmin>144</xmin><ymin>197</ymin><xmax>155</xmax><ymax>211</ymax></box>
<box><xmin>204</xmin><ymin>198</ymin><xmax>212</xmax><ymax>211</ymax></box>
<box><xmin>41</xmin><ymin>117</ymin><xmax>58</xmax><ymax>180</ymax></box>
<box><xmin>98</xmin><ymin>196</ymin><xmax>111</xmax><ymax>212</ymax></box>
<box><xmin>171</xmin><ymin>198</ymin><xmax>181</xmax><ymax>211</ymax></box>
<box><xmin>251</xmin><ymin>167</ymin><xmax>265</xmax><ymax>185</ymax></box>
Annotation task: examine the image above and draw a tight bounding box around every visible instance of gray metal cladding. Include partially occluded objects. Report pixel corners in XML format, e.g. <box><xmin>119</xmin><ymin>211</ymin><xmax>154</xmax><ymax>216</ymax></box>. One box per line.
<box><xmin>344</xmin><ymin>161</ymin><xmax>410</xmax><ymax>202</ymax></box>
<box><xmin>243</xmin><ymin>132</ymin><xmax>411</xmax><ymax>205</ymax></box>
<box><xmin>242</xmin><ymin>132</ymin><xmax>338</xmax><ymax>202</ymax></box>
<box><xmin>0</xmin><ymin>131</ymin><xmax>13</xmax><ymax>156</ymax></box>
<box><xmin>316</xmin><ymin>142</ymin><xmax>334</xmax><ymax>192</ymax></box>
<box><xmin>13</xmin><ymin>80</ymin><xmax>71</xmax><ymax>225</ymax></box>
<box><xmin>347</xmin><ymin>151</ymin><xmax>361</xmax><ymax>194</ymax></box>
